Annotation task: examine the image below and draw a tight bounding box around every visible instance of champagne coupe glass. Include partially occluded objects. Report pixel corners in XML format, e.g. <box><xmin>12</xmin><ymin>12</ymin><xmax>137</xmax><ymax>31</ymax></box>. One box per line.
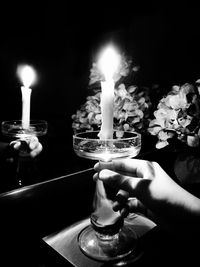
<box><xmin>1</xmin><ymin>120</ymin><xmax>48</xmax><ymax>186</ymax></box>
<box><xmin>73</xmin><ymin>130</ymin><xmax>141</xmax><ymax>261</ymax></box>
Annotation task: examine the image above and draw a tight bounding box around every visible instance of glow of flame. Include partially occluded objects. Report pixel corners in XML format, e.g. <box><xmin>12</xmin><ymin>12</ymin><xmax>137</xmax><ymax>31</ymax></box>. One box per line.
<box><xmin>102</xmin><ymin>149</ymin><xmax>112</xmax><ymax>162</ymax></box>
<box><xmin>98</xmin><ymin>45</ymin><xmax>121</xmax><ymax>80</ymax></box>
<box><xmin>17</xmin><ymin>64</ymin><xmax>36</xmax><ymax>88</ymax></box>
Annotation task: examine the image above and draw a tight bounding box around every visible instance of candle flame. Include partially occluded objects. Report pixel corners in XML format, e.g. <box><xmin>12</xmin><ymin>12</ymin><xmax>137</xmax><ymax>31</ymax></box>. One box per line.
<box><xmin>17</xmin><ymin>65</ymin><xmax>36</xmax><ymax>88</ymax></box>
<box><xmin>98</xmin><ymin>45</ymin><xmax>120</xmax><ymax>80</ymax></box>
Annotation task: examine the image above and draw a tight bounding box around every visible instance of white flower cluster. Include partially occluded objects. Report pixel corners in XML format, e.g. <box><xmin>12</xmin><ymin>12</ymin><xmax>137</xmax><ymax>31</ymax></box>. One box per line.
<box><xmin>148</xmin><ymin>82</ymin><xmax>200</xmax><ymax>149</ymax></box>
<box><xmin>72</xmin><ymin>83</ymin><xmax>151</xmax><ymax>135</ymax></box>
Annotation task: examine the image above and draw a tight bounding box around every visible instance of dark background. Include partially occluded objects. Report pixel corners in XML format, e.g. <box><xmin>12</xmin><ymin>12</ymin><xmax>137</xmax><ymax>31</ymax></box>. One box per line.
<box><xmin>1</xmin><ymin>2</ymin><xmax>200</xmax><ymax>187</ymax></box>
<box><xmin>0</xmin><ymin>5</ymin><xmax>200</xmax><ymax>266</ymax></box>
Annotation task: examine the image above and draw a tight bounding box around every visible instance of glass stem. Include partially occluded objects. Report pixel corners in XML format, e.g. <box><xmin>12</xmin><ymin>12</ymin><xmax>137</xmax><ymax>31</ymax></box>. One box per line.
<box><xmin>91</xmin><ymin>161</ymin><xmax>123</xmax><ymax>237</ymax></box>
<box><xmin>16</xmin><ymin>156</ymin><xmax>23</xmax><ymax>187</ymax></box>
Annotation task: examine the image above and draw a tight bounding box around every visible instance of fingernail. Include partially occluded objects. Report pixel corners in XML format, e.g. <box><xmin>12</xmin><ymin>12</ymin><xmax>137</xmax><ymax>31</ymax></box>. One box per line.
<box><xmin>29</xmin><ymin>143</ymin><xmax>35</xmax><ymax>150</ymax></box>
<box><xmin>120</xmin><ymin>208</ymin><xmax>128</xmax><ymax>218</ymax></box>
<box><xmin>94</xmin><ymin>162</ymin><xmax>99</xmax><ymax>170</ymax></box>
<box><xmin>116</xmin><ymin>190</ymin><xmax>129</xmax><ymax>203</ymax></box>
<box><xmin>93</xmin><ymin>173</ymin><xmax>98</xmax><ymax>181</ymax></box>
<box><xmin>14</xmin><ymin>142</ymin><xmax>21</xmax><ymax>149</ymax></box>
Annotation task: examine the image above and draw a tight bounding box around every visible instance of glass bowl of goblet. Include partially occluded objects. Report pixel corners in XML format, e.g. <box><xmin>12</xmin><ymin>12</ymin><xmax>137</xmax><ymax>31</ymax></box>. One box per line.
<box><xmin>73</xmin><ymin>130</ymin><xmax>141</xmax><ymax>262</ymax></box>
<box><xmin>1</xmin><ymin>120</ymin><xmax>48</xmax><ymax>139</ymax></box>
<box><xmin>1</xmin><ymin>120</ymin><xmax>48</xmax><ymax>186</ymax></box>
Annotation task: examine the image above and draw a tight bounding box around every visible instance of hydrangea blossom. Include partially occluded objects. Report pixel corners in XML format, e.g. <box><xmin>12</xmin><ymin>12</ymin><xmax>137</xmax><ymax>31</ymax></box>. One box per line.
<box><xmin>72</xmin><ymin>83</ymin><xmax>152</xmax><ymax>135</ymax></box>
<box><xmin>148</xmin><ymin>82</ymin><xmax>200</xmax><ymax>148</ymax></box>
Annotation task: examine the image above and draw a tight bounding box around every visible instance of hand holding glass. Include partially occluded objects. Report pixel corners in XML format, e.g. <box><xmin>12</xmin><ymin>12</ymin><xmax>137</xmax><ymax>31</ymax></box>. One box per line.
<box><xmin>1</xmin><ymin>120</ymin><xmax>48</xmax><ymax>186</ymax></box>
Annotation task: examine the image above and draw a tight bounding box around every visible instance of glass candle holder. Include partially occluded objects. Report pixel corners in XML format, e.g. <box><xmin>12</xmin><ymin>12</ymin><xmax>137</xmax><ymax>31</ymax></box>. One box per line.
<box><xmin>1</xmin><ymin>120</ymin><xmax>48</xmax><ymax>186</ymax></box>
<box><xmin>73</xmin><ymin>130</ymin><xmax>141</xmax><ymax>261</ymax></box>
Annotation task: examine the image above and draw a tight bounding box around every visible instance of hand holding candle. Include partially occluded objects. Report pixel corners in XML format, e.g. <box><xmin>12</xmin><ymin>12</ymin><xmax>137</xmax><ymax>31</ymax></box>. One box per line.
<box><xmin>17</xmin><ymin>65</ymin><xmax>36</xmax><ymax>129</ymax></box>
<box><xmin>98</xmin><ymin>45</ymin><xmax>121</xmax><ymax>140</ymax></box>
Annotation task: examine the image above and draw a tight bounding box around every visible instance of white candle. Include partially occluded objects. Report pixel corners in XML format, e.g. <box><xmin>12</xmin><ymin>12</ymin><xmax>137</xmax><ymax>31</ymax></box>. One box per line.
<box><xmin>17</xmin><ymin>65</ymin><xmax>36</xmax><ymax>129</ymax></box>
<box><xmin>98</xmin><ymin>45</ymin><xmax>120</xmax><ymax>139</ymax></box>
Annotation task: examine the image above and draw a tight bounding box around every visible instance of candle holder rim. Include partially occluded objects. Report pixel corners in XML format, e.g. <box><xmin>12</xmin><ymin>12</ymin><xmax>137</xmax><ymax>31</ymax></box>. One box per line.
<box><xmin>1</xmin><ymin>119</ymin><xmax>48</xmax><ymax>138</ymax></box>
<box><xmin>73</xmin><ymin>130</ymin><xmax>141</xmax><ymax>142</ymax></box>
<box><xmin>1</xmin><ymin>119</ymin><xmax>47</xmax><ymax>126</ymax></box>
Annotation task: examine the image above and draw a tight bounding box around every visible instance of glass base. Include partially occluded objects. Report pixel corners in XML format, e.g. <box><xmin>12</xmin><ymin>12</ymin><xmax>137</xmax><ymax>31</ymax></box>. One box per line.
<box><xmin>78</xmin><ymin>222</ymin><xmax>138</xmax><ymax>262</ymax></box>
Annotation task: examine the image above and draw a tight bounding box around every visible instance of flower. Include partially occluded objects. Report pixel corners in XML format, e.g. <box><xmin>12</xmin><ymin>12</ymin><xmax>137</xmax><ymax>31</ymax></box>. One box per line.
<box><xmin>148</xmin><ymin>82</ymin><xmax>200</xmax><ymax>148</ymax></box>
<box><xmin>72</xmin><ymin>56</ymin><xmax>152</xmax><ymax>135</ymax></box>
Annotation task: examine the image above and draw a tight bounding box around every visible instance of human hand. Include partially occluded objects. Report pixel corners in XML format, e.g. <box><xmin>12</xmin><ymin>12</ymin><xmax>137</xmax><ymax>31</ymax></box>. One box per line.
<box><xmin>94</xmin><ymin>159</ymin><xmax>195</xmax><ymax>224</ymax></box>
<box><xmin>93</xmin><ymin>159</ymin><xmax>155</xmax><ymax>217</ymax></box>
<box><xmin>10</xmin><ymin>136</ymin><xmax>43</xmax><ymax>158</ymax></box>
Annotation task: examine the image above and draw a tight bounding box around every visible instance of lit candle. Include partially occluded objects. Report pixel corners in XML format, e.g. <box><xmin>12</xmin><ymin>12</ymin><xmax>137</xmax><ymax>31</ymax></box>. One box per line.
<box><xmin>17</xmin><ymin>65</ymin><xmax>36</xmax><ymax>129</ymax></box>
<box><xmin>98</xmin><ymin>45</ymin><xmax>120</xmax><ymax>139</ymax></box>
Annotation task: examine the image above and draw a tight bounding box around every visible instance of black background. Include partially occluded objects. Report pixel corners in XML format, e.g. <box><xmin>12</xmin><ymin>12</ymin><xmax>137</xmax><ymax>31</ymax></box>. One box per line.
<box><xmin>1</xmin><ymin>2</ymin><xmax>200</xmax><ymax>184</ymax></box>
<box><xmin>1</xmin><ymin>3</ymin><xmax>200</xmax><ymax>119</ymax></box>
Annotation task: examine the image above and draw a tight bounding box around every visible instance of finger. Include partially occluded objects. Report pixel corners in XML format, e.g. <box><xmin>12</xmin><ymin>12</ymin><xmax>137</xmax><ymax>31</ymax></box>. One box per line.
<box><xmin>126</xmin><ymin>198</ymin><xmax>149</xmax><ymax>215</ymax></box>
<box><xmin>112</xmin><ymin>201</ymin><xmax>122</xmax><ymax>211</ymax></box>
<box><xmin>112</xmin><ymin>190</ymin><xmax>130</xmax><ymax>212</ymax></box>
<box><xmin>98</xmin><ymin>169</ymin><xmax>143</xmax><ymax>196</ymax></box>
<box><xmin>94</xmin><ymin>159</ymin><xmax>140</xmax><ymax>175</ymax></box>
<box><xmin>94</xmin><ymin>159</ymin><xmax>157</xmax><ymax>180</ymax></box>
<box><xmin>127</xmin><ymin>198</ymin><xmax>139</xmax><ymax>213</ymax></box>
<box><xmin>11</xmin><ymin>141</ymin><xmax>21</xmax><ymax>150</ymax></box>
<box><xmin>29</xmin><ymin>142</ymin><xmax>43</xmax><ymax>158</ymax></box>
<box><xmin>112</xmin><ymin>200</ymin><xmax>129</xmax><ymax>215</ymax></box>
<box><xmin>113</xmin><ymin>196</ymin><xmax>139</xmax><ymax>213</ymax></box>
<box><xmin>94</xmin><ymin>159</ymin><xmax>145</xmax><ymax>178</ymax></box>
<box><xmin>120</xmin><ymin>206</ymin><xmax>130</xmax><ymax>218</ymax></box>
<box><xmin>29</xmin><ymin>136</ymin><xmax>39</xmax><ymax>150</ymax></box>
<box><xmin>93</xmin><ymin>173</ymin><xmax>98</xmax><ymax>181</ymax></box>
<box><xmin>117</xmin><ymin>198</ymin><xmax>139</xmax><ymax>217</ymax></box>
<box><xmin>116</xmin><ymin>189</ymin><xmax>129</xmax><ymax>204</ymax></box>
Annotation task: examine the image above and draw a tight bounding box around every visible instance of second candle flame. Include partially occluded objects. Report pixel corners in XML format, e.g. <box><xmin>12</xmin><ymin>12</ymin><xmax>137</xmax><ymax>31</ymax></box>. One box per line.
<box><xmin>17</xmin><ymin>65</ymin><xmax>36</xmax><ymax>88</ymax></box>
